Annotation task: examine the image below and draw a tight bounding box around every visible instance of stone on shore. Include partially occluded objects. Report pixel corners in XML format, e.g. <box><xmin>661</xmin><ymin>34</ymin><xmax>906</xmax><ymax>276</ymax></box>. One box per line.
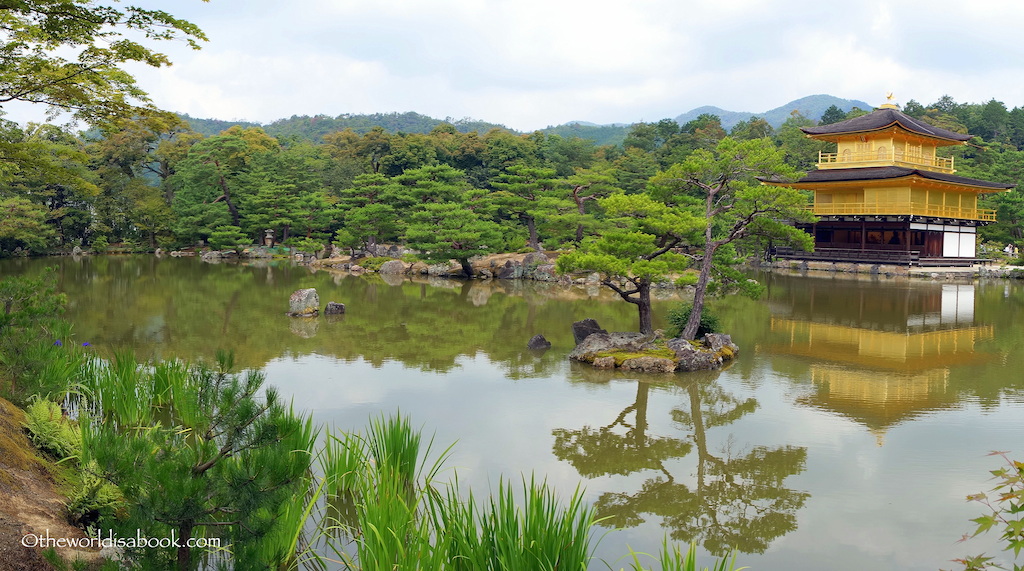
<box><xmin>378</xmin><ymin>260</ymin><xmax>407</xmax><ymax>274</ymax></box>
<box><xmin>571</xmin><ymin>318</ymin><xmax>608</xmax><ymax>345</ymax></box>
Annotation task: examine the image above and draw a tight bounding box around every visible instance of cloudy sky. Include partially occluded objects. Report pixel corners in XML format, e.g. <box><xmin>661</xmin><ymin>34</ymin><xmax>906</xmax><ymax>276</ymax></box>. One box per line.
<box><xmin>12</xmin><ymin>0</ymin><xmax>1024</xmax><ymax>131</ymax></box>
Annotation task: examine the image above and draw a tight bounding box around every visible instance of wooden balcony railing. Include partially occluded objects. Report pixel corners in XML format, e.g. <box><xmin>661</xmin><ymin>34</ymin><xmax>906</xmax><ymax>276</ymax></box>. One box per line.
<box><xmin>818</xmin><ymin>151</ymin><xmax>955</xmax><ymax>173</ymax></box>
<box><xmin>811</xmin><ymin>202</ymin><xmax>996</xmax><ymax>221</ymax></box>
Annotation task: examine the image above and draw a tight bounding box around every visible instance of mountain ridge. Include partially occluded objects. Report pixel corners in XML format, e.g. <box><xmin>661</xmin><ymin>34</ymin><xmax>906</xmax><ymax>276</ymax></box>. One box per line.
<box><xmin>178</xmin><ymin>94</ymin><xmax>876</xmax><ymax>143</ymax></box>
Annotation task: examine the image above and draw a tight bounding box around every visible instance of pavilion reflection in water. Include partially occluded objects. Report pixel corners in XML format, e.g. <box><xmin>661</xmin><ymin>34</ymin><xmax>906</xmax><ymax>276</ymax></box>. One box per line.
<box><xmin>767</xmin><ymin>279</ymin><xmax>993</xmax><ymax>443</ymax></box>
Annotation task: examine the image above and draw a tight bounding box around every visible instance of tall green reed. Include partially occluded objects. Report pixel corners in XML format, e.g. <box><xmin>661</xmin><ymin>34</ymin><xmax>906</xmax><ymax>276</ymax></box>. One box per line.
<box><xmin>623</xmin><ymin>538</ymin><xmax>748</xmax><ymax>571</ymax></box>
<box><xmin>432</xmin><ymin>475</ymin><xmax>597</xmax><ymax>571</ymax></box>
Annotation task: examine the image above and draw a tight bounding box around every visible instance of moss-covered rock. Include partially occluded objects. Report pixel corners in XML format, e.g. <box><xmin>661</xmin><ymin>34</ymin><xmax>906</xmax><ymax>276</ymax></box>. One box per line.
<box><xmin>567</xmin><ymin>319</ymin><xmax>739</xmax><ymax>373</ymax></box>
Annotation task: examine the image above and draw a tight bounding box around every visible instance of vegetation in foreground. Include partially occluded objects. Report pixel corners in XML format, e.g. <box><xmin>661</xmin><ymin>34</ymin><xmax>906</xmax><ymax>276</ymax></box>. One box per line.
<box><xmin>949</xmin><ymin>452</ymin><xmax>1024</xmax><ymax>571</ymax></box>
<box><xmin>0</xmin><ymin>271</ymin><xmax>747</xmax><ymax>570</ymax></box>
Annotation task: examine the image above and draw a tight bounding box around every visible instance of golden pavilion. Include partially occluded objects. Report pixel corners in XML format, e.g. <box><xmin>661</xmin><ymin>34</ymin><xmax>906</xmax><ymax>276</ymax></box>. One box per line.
<box><xmin>773</xmin><ymin>99</ymin><xmax>1013</xmax><ymax>265</ymax></box>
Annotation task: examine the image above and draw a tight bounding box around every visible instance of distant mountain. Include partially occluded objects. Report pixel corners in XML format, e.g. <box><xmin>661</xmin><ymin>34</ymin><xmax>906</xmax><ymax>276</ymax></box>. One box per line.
<box><xmin>539</xmin><ymin>121</ymin><xmax>630</xmax><ymax>146</ymax></box>
<box><xmin>179</xmin><ymin>114</ymin><xmax>262</xmax><ymax>136</ymax></box>
<box><xmin>672</xmin><ymin>105</ymin><xmax>760</xmax><ymax>131</ymax></box>
<box><xmin>177</xmin><ymin>95</ymin><xmax>875</xmax><ymax>146</ymax></box>
<box><xmin>178</xmin><ymin>111</ymin><xmax>509</xmax><ymax>140</ymax></box>
<box><xmin>674</xmin><ymin>95</ymin><xmax>873</xmax><ymax>130</ymax></box>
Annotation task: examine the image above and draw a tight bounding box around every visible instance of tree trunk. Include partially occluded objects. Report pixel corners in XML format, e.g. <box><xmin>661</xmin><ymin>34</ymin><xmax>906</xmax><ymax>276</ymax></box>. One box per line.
<box><xmin>459</xmin><ymin>257</ymin><xmax>474</xmax><ymax>278</ymax></box>
<box><xmin>637</xmin><ymin>280</ymin><xmax>653</xmax><ymax>334</ymax></box>
<box><xmin>688</xmin><ymin>383</ymin><xmax>708</xmax><ymax>494</ymax></box>
<box><xmin>213</xmin><ymin>160</ymin><xmax>240</xmax><ymax>227</ymax></box>
<box><xmin>683</xmin><ymin>242</ymin><xmax>715</xmax><ymax>340</ymax></box>
<box><xmin>176</xmin><ymin>521</ymin><xmax>193</xmax><ymax>571</ymax></box>
<box><xmin>524</xmin><ymin>215</ymin><xmax>541</xmax><ymax>251</ymax></box>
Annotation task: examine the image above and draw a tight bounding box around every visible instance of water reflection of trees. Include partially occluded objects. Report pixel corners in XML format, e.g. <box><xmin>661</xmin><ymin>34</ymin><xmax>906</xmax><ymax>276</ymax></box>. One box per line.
<box><xmin>14</xmin><ymin>256</ymin><xmax>685</xmax><ymax>372</ymax></box>
<box><xmin>553</xmin><ymin>375</ymin><xmax>808</xmax><ymax>556</ymax></box>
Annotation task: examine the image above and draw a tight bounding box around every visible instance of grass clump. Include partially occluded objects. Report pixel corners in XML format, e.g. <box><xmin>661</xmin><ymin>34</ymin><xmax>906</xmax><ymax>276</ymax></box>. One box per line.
<box><xmin>431</xmin><ymin>476</ymin><xmax>597</xmax><ymax>570</ymax></box>
<box><xmin>357</xmin><ymin>256</ymin><xmax>397</xmax><ymax>271</ymax></box>
<box><xmin>625</xmin><ymin>537</ymin><xmax>748</xmax><ymax>571</ymax></box>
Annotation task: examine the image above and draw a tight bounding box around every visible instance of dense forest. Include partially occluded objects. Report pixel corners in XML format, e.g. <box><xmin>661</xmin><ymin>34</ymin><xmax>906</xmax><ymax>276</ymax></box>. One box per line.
<box><xmin>1</xmin><ymin>95</ymin><xmax>1023</xmax><ymax>258</ymax></box>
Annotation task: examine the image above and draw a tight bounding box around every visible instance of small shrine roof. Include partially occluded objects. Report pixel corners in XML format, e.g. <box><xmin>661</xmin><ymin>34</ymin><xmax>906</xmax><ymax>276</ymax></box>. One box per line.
<box><xmin>801</xmin><ymin>107</ymin><xmax>972</xmax><ymax>142</ymax></box>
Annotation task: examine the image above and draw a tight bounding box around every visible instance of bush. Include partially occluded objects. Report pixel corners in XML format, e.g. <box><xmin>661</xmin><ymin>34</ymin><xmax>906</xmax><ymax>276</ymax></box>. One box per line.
<box><xmin>287</xmin><ymin>237</ymin><xmax>323</xmax><ymax>255</ymax></box>
<box><xmin>358</xmin><ymin>256</ymin><xmax>395</xmax><ymax>271</ymax></box>
<box><xmin>0</xmin><ymin>269</ymin><xmax>85</xmax><ymax>403</ymax></box>
<box><xmin>23</xmin><ymin>398</ymin><xmax>81</xmax><ymax>460</ymax></box>
<box><xmin>208</xmin><ymin>225</ymin><xmax>250</xmax><ymax>251</ymax></box>
<box><xmin>666</xmin><ymin>304</ymin><xmax>719</xmax><ymax>339</ymax></box>
<box><xmin>89</xmin><ymin>235</ymin><xmax>109</xmax><ymax>253</ymax></box>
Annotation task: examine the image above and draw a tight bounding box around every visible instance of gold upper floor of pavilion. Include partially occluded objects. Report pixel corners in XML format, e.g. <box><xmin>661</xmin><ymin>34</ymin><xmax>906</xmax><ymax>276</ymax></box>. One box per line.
<box><xmin>817</xmin><ymin>149</ymin><xmax>954</xmax><ymax>174</ymax></box>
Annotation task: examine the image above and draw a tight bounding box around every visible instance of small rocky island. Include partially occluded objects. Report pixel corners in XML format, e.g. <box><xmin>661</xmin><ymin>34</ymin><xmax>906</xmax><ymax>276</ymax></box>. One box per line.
<box><xmin>568</xmin><ymin>319</ymin><xmax>739</xmax><ymax>373</ymax></box>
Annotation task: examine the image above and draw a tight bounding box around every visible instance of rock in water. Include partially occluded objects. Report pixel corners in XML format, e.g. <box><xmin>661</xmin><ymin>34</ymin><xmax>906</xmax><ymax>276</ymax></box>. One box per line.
<box><xmin>666</xmin><ymin>334</ymin><xmax>739</xmax><ymax>372</ymax></box>
<box><xmin>527</xmin><ymin>334</ymin><xmax>551</xmax><ymax>349</ymax></box>
<box><xmin>288</xmin><ymin>288</ymin><xmax>319</xmax><ymax>317</ymax></box>
<box><xmin>568</xmin><ymin>332</ymin><xmax>656</xmax><ymax>362</ymax></box>
<box><xmin>324</xmin><ymin>302</ymin><xmax>346</xmax><ymax>315</ymax></box>
<box><xmin>571</xmin><ymin>318</ymin><xmax>608</xmax><ymax>345</ymax></box>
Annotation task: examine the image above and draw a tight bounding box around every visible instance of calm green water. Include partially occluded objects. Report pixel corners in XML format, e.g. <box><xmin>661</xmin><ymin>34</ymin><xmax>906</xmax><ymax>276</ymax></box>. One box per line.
<box><xmin>4</xmin><ymin>256</ymin><xmax>1024</xmax><ymax>570</ymax></box>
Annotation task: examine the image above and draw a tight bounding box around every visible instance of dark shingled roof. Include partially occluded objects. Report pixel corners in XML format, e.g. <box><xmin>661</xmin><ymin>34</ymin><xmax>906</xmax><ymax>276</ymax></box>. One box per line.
<box><xmin>793</xmin><ymin>166</ymin><xmax>1014</xmax><ymax>190</ymax></box>
<box><xmin>802</xmin><ymin>107</ymin><xmax>972</xmax><ymax>142</ymax></box>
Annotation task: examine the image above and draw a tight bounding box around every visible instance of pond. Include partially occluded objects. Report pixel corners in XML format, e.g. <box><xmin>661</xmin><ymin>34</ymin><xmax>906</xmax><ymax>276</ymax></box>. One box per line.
<box><xmin>4</xmin><ymin>255</ymin><xmax>1023</xmax><ymax>570</ymax></box>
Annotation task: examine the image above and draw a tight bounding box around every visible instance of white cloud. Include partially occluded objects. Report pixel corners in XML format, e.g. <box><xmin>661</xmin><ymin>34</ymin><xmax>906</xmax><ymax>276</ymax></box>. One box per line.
<box><xmin>8</xmin><ymin>0</ymin><xmax>1024</xmax><ymax>131</ymax></box>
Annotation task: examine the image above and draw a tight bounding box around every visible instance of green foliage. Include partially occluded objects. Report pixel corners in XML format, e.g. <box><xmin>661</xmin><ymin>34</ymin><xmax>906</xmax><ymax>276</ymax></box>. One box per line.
<box><xmin>667</xmin><ymin>304</ymin><xmax>720</xmax><ymax>339</ymax></box>
<box><xmin>432</xmin><ymin>476</ymin><xmax>597</xmax><ymax>570</ymax></box>
<box><xmin>288</xmin><ymin>236</ymin><xmax>323</xmax><ymax>255</ymax></box>
<box><xmin>80</xmin><ymin>352</ymin><xmax>317</xmax><ymax>569</ymax></box>
<box><xmin>951</xmin><ymin>452</ymin><xmax>1024</xmax><ymax>570</ymax></box>
<box><xmin>650</xmin><ymin>136</ymin><xmax>812</xmax><ymax>339</ymax></box>
<box><xmin>0</xmin><ymin>196</ymin><xmax>57</xmax><ymax>252</ymax></box>
<box><xmin>89</xmin><ymin>235</ymin><xmax>109</xmax><ymax>253</ymax></box>
<box><xmin>313</xmin><ymin>413</ymin><xmax>604</xmax><ymax>571</ymax></box>
<box><xmin>23</xmin><ymin>397</ymin><xmax>81</xmax><ymax>460</ymax></box>
<box><xmin>366</xmin><ymin>413</ymin><xmax>422</xmax><ymax>485</ymax></box>
<box><xmin>0</xmin><ymin>269</ymin><xmax>87</xmax><ymax>403</ymax></box>
<box><xmin>0</xmin><ymin>1</ymin><xmax>207</xmax><ymax>123</ymax></box>
<box><xmin>625</xmin><ymin>538</ymin><xmax>748</xmax><ymax>571</ymax></box>
<box><xmin>357</xmin><ymin>256</ymin><xmax>395</xmax><ymax>271</ymax></box>
<box><xmin>818</xmin><ymin>105</ymin><xmax>848</xmax><ymax>126</ymax></box>
<box><xmin>207</xmin><ymin>224</ymin><xmax>249</xmax><ymax>251</ymax></box>
<box><xmin>556</xmin><ymin>191</ymin><xmax>703</xmax><ymax>333</ymax></box>
<box><xmin>404</xmin><ymin>201</ymin><xmax>504</xmax><ymax>273</ymax></box>
<box><xmin>65</xmin><ymin>468</ymin><xmax>124</xmax><ymax>531</ymax></box>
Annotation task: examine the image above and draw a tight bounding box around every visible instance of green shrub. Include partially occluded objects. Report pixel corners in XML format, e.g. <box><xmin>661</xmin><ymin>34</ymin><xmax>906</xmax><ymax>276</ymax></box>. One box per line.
<box><xmin>66</xmin><ymin>466</ymin><xmax>123</xmax><ymax>529</ymax></box>
<box><xmin>357</xmin><ymin>256</ymin><xmax>394</xmax><ymax>271</ymax></box>
<box><xmin>287</xmin><ymin>237</ymin><xmax>323</xmax><ymax>255</ymax></box>
<box><xmin>666</xmin><ymin>304</ymin><xmax>719</xmax><ymax>339</ymax></box>
<box><xmin>208</xmin><ymin>225</ymin><xmax>249</xmax><ymax>251</ymax></box>
<box><xmin>23</xmin><ymin>397</ymin><xmax>81</xmax><ymax>460</ymax></box>
<box><xmin>90</xmin><ymin>235</ymin><xmax>109</xmax><ymax>253</ymax></box>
